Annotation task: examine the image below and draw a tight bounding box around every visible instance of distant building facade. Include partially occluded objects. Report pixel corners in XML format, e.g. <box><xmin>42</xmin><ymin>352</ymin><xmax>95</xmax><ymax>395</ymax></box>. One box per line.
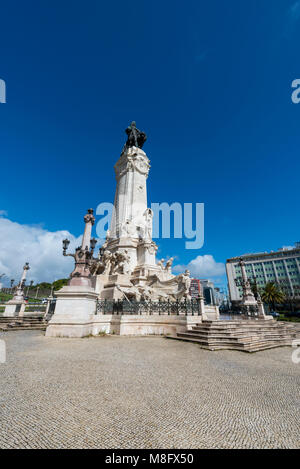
<box><xmin>190</xmin><ymin>278</ymin><xmax>221</xmax><ymax>305</ymax></box>
<box><xmin>226</xmin><ymin>243</ymin><xmax>300</xmax><ymax>304</ymax></box>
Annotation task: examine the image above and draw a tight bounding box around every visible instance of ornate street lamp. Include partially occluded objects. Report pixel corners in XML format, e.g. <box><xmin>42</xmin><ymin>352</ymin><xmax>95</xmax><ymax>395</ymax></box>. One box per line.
<box><xmin>62</xmin><ymin>209</ymin><xmax>98</xmax><ymax>287</ymax></box>
<box><xmin>62</xmin><ymin>238</ymin><xmax>71</xmax><ymax>255</ymax></box>
<box><xmin>90</xmin><ymin>238</ymin><xmax>97</xmax><ymax>254</ymax></box>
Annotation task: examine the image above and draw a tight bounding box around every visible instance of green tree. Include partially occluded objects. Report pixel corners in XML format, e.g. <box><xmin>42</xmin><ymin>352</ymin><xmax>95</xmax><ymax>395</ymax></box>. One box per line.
<box><xmin>261</xmin><ymin>282</ymin><xmax>285</xmax><ymax>311</ymax></box>
<box><xmin>52</xmin><ymin>278</ymin><xmax>69</xmax><ymax>291</ymax></box>
<box><xmin>34</xmin><ymin>282</ymin><xmax>52</xmax><ymax>289</ymax></box>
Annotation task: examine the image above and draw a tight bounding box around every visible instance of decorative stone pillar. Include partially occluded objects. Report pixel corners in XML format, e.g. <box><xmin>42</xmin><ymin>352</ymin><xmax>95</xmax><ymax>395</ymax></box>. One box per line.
<box><xmin>4</xmin><ymin>263</ymin><xmax>30</xmax><ymax>317</ymax></box>
<box><xmin>110</xmin><ymin>146</ymin><xmax>150</xmax><ymax>240</ymax></box>
<box><xmin>46</xmin><ymin>209</ymin><xmax>98</xmax><ymax>338</ymax></box>
<box><xmin>237</xmin><ymin>258</ymin><xmax>259</xmax><ymax>317</ymax></box>
<box><xmin>63</xmin><ymin>209</ymin><xmax>97</xmax><ymax>287</ymax></box>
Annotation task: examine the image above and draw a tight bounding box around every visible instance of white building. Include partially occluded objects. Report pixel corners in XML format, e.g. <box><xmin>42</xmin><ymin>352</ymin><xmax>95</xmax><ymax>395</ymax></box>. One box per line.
<box><xmin>226</xmin><ymin>243</ymin><xmax>300</xmax><ymax>303</ymax></box>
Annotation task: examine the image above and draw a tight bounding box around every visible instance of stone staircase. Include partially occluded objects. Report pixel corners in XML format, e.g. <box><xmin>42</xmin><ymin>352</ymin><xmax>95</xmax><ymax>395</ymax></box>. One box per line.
<box><xmin>0</xmin><ymin>315</ymin><xmax>47</xmax><ymax>332</ymax></box>
<box><xmin>167</xmin><ymin>319</ymin><xmax>300</xmax><ymax>352</ymax></box>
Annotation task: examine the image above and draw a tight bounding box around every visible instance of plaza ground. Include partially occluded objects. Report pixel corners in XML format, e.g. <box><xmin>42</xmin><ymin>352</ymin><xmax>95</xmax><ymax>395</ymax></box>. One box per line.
<box><xmin>0</xmin><ymin>331</ymin><xmax>299</xmax><ymax>449</ymax></box>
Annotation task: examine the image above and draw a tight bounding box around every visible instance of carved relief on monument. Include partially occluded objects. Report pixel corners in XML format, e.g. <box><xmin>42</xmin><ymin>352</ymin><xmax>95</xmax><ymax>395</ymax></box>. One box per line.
<box><xmin>115</xmin><ymin>159</ymin><xmax>134</xmax><ymax>180</ymax></box>
<box><xmin>131</xmin><ymin>154</ymin><xmax>150</xmax><ymax>177</ymax></box>
<box><xmin>115</xmin><ymin>268</ymin><xmax>192</xmax><ymax>302</ymax></box>
<box><xmin>93</xmin><ymin>248</ymin><xmax>133</xmax><ymax>276</ymax></box>
<box><xmin>120</xmin><ymin>220</ymin><xmax>137</xmax><ymax>238</ymax></box>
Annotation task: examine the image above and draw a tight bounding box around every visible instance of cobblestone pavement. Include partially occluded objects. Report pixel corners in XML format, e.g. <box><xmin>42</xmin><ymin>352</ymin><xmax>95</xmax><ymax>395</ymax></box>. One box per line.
<box><xmin>0</xmin><ymin>331</ymin><xmax>299</xmax><ymax>449</ymax></box>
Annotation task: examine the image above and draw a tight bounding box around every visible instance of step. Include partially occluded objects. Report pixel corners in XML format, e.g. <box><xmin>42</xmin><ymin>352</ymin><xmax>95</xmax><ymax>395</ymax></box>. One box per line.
<box><xmin>166</xmin><ymin>335</ymin><xmax>293</xmax><ymax>352</ymax></box>
<box><xmin>168</xmin><ymin>318</ymin><xmax>300</xmax><ymax>353</ymax></box>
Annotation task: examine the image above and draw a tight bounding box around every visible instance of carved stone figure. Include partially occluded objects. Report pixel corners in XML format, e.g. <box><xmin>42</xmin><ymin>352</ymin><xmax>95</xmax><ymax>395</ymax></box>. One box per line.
<box><xmin>143</xmin><ymin>208</ymin><xmax>153</xmax><ymax>240</ymax></box>
<box><xmin>165</xmin><ymin>257</ymin><xmax>174</xmax><ymax>273</ymax></box>
<box><xmin>100</xmin><ymin>230</ymin><xmax>111</xmax><ymax>252</ymax></box>
<box><xmin>116</xmin><ymin>284</ymin><xmax>141</xmax><ymax>301</ymax></box>
<box><xmin>109</xmin><ymin>250</ymin><xmax>131</xmax><ymax>275</ymax></box>
<box><xmin>157</xmin><ymin>259</ymin><xmax>165</xmax><ymax>270</ymax></box>
<box><xmin>115</xmin><ymin>252</ymin><xmax>125</xmax><ymax>275</ymax></box>
<box><xmin>122</xmin><ymin>249</ymin><xmax>131</xmax><ymax>275</ymax></box>
<box><xmin>120</xmin><ymin>220</ymin><xmax>136</xmax><ymax>238</ymax></box>
<box><xmin>103</xmin><ymin>250</ymin><xmax>113</xmax><ymax>275</ymax></box>
<box><xmin>124</xmin><ymin>121</ymin><xmax>147</xmax><ymax>150</ymax></box>
<box><xmin>176</xmin><ymin>270</ymin><xmax>191</xmax><ymax>300</ymax></box>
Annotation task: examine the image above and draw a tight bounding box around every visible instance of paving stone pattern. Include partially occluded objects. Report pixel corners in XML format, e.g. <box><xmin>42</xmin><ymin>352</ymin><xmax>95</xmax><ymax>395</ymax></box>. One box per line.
<box><xmin>0</xmin><ymin>331</ymin><xmax>299</xmax><ymax>449</ymax></box>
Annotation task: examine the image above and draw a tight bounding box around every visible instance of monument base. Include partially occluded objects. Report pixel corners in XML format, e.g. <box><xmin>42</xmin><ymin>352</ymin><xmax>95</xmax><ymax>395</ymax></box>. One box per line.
<box><xmin>45</xmin><ymin>285</ymin><xmax>98</xmax><ymax>338</ymax></box>
<box><xmin>98</xmin><ymin>273</ymin><xmax>134</xmax><ymax>300</ymax></box>
<box><xmin>46</xmin><ymin>313</ymin><xmax>202</xmax><ymax>338</ymax></box>
<box><xmin>4</xmin><ymin>301</ymin><xmax>25</xmax><ymax>317</ymax></box>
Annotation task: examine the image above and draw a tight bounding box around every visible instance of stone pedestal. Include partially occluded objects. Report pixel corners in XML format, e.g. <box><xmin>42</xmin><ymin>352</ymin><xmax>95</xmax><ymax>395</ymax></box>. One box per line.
<box><xmin>91</xmin><ymin>314</ymin><xmax>201</xmax><ymax>337</ymax></box>
<box><xmin>45</xmin><ymin>286</ymin><xmax>98</xmax><ymax>338</ymax></box>
<box><xmin>99</xmin><ymin>273</ymin><xmax>133</xmax><ymax>300</ymax></box>
<box><xmin>4</xmin><ymin>301</ymin><xmax>25</xmax><ymax>317</ymax></box>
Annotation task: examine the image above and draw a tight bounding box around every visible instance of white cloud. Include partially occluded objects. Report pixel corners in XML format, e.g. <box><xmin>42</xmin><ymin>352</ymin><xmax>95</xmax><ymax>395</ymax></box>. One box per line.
<box><xmin>0</xmin><ymin>213</ymin><xmax>83</xmax><ymax>285</ymax></box>
<box><xmin>173</xmin><ymin>254</ymin><xmax>225</xmax><ymax>278</ymax></box>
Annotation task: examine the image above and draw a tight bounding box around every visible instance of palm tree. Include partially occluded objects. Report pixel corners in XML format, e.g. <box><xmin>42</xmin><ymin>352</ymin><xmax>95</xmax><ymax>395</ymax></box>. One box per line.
<box><xmin>261</xmin><ymin>282</ymin><xmax>285</xmax><ymax>311</ymax></box>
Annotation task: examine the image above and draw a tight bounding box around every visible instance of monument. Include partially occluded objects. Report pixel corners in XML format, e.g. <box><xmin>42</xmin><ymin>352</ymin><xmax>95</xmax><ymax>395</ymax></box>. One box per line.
<box><xmin>91</xmin><ymin>122</ymin><xmax>198</xmax><ymax>302</ymax></box>
<box><xmin>46</xmin><ymin>123</ymin><xmax>219</xmax><ymax>338</ymax></box>
<box><xmin>236</xmin><ymin>258</ymin><xmax>267</xmax><ymax>318</ymax></box>
<box><xmin>4</xmin><ymin>263</ymin><xmax>30</xmax><ymax>317</ymax></box>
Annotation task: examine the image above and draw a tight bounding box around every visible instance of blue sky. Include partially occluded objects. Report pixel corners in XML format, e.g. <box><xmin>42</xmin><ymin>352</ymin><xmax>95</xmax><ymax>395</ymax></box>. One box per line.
<box><xmin>0</xmin><ymin>1</ymin><xmax>300</xmax><ymax>287</ymax></box>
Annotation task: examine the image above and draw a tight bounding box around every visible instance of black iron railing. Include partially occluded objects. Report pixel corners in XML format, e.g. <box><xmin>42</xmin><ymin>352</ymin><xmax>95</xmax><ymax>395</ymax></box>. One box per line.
<box><xmin>240</xmin><ymin>304</ymin><xmax>261</xmax><ymax>317</ymax></box>
<box><xmin>96</xmin><ymin>299</ymin><xmax>202</xmax><ymax>316</ymax></box>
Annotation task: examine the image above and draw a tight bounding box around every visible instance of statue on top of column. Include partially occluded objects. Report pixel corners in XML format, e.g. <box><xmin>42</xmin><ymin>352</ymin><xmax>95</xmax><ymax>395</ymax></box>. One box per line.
<box><xmin>124</xmin><ymin>121</ymin><xmax>147</xmax><ymax>150</ymax></box>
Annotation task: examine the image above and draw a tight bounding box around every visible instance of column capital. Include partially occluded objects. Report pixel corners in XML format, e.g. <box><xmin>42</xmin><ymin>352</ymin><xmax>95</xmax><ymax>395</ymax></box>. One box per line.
<box><xmin>84</xmin><ymin>208</ymin><xmax>95</xmax><ymax>225</ymax></box>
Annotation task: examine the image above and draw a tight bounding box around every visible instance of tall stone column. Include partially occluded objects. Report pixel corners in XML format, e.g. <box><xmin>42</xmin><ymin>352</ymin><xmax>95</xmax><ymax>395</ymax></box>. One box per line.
<box><xmin>82</xmin><ymin>209</ymin><xmax>95</xmax><ymax>250</ymax></box>
<box><xmin>4</xmin><ymin>263</ymin><xmax>30</xmax><ymax>317</ymax></box>
<box><xmin>64</xmin><ymin>209</ymin><xmax>97</xmax><ymax>287</ymax></box>
<box><xmin>46</xmin><ymin>209</ymin><xmax>98</xmax><ymax>338</ymax></box>
<box><xmin>97</xmin><ymin>143</ymin><xmax>159</xmax><ymax>298</ymax></box>
<box><xmin>110</xmin><ymin>146</ymin><xmax>150</xmax><ymax>241</ymax></box>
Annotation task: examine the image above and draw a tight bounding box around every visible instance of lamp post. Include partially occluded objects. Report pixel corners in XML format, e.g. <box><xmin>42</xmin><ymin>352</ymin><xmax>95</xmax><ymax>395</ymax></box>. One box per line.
<box><xmin>62</xmin><ymin>209</ymin><xmax>97</xmax><ymax>287</ymax></box>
